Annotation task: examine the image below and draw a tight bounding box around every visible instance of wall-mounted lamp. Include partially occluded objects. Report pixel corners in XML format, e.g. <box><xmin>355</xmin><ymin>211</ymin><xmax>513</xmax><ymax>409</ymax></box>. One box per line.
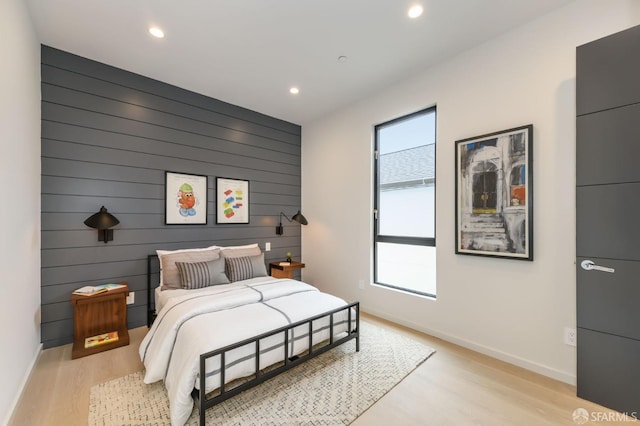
<box><xmin>276</xmin><ymin>210</ymin><xmax>308</xmax><ymax>235</ymax></box>
<box><xmin>84</xmin><ymin>206</ymin><xmax>120</xmax><ymax>243</ymax></box>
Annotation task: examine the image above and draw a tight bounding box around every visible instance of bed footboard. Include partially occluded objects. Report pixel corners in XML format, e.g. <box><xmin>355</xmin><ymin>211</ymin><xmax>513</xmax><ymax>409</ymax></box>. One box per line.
<box><xmin>193</xmin><ymin>301</ymin><xmax>360</xmax><ymax>425</ymax></box>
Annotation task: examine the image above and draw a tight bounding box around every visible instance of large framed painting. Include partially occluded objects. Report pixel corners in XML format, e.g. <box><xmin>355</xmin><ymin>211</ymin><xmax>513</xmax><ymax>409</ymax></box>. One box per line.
<box><xmin>455</xmin><ymin>124</ymin><xmax>533</xmax><ymax>260</ymax></box>
<box><xmin>165</xmin><ymin>171</ymin><xmax>208</xmax><ymax>225</ymax></box>
<box><xmin>216</xmin><ymin>177</ymin><xmax>250</xmax><ymax>224</ymax></box>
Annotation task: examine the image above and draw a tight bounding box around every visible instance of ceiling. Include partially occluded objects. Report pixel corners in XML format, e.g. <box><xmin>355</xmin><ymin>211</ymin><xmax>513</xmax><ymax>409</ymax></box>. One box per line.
<box><xmin>26</xmin><ymin>0</ymin><xmax>573</xmax><ymax>125</ymax></box>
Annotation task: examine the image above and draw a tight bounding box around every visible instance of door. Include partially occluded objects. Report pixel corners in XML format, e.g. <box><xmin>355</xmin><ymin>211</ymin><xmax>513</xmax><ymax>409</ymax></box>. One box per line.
<box><xmin>576</xmin><ymin>24</ymin><xmax>640</xmax><ymax>414</ymax></box>
<box><xmin>472</xmin><ymin>163</ymin><xmax>497</xmax><ymax>213</ymax></box>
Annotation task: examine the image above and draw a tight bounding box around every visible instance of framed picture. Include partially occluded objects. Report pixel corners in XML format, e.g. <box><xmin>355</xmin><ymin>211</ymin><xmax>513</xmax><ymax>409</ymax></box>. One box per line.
<box><xmin>165</xmin><ymin>171</ymin><xmax>208</xmax><ymax>225</ymax></box>
<box><xmin>216</xmin><ymin>177</ymin><xmax>250</xmax><ymax>224</ymax></box>
<box><xmin>455</xmin><ymin>124</ymin><xmax>533</xmax><ymax>260</ymax></box>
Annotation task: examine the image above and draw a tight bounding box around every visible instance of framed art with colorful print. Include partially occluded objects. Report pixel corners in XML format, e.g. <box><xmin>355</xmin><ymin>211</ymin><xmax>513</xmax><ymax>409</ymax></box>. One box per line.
<box><xmin>216</xmin><ymin>177</ymin><xmax>249</xmax><ymax>224</ymax></box>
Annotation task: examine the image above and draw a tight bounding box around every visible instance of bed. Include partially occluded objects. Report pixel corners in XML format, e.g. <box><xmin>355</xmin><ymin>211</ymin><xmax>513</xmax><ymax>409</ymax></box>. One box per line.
<box><xmin>139</xmin><ymin>245</ymin><xmax>360</xmax><ymax>425</ymax></box>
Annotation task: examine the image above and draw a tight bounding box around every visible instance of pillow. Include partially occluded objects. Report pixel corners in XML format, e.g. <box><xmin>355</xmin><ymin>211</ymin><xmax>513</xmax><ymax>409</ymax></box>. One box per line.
<box><xmin>224</xmin><ymin>253</ymin><xmax>268</xmax><ymax>282</ymax></box>
<box><xmin>157</xmin><ymin>246</ymin><xmax>221</xmax><ymax>290</ymax></box>
<box><xmin>175</xmin><ymin>257</ymin><xmax>230</xmax><ymax>289</ymax></box>
<box><xmin>157</xmin><ymin>246</ymin><xmax>218</xmax><ymax>287</ymax></box>
<box><xmin>156</xmin><ymin>245</ymin><xmax>219</xmax><ymax>258</ymax></box>
<box><xmin>220</xmin><ymin>243</ymin><xmax>261</xmax><ymax>258</ymax></box>
<box><xmin>220</xmin><ymin>243</ymin><xmax>259</xmax><ymax>249</ymax></box>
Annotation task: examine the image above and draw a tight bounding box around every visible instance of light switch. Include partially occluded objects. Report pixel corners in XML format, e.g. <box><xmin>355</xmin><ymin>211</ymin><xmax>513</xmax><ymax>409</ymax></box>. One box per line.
<box><xmin>265</xmin><ymin>242</ymin><xmax>271</xmax><ymax>251</ymax></box>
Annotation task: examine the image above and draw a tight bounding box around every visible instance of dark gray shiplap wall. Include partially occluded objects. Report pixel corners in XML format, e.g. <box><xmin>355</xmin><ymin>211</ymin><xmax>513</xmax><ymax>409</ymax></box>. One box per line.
<box><xmin>41</xmin><ymin>46</ymin><xmax>303</xmax><ymax>349</ymax></box>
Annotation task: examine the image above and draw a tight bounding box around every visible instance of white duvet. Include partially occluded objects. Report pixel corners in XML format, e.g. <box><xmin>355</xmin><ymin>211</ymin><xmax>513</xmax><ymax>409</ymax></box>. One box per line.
<box><xmin>139</xmin><ymin>276</ymin><xmax>354</xmax><ymax>425</ymax></box>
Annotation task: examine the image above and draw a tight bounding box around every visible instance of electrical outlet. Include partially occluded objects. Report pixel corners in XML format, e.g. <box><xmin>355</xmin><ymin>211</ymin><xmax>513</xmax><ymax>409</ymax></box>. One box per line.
<box><xmin>126</xmin><ymin>291</ymin><xmax>135</xmax><ymax>305</ymax></box>
<box><xmin>564</xmin><ymin>327</ymin><xmax>576</xmax><ymax>346</ymax></box>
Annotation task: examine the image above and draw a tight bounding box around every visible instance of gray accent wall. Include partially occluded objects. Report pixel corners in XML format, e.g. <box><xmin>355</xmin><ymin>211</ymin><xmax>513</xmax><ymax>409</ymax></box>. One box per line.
<box><xmin>41</xmin><ymin>46</ymin><xmax>302</xmax><ymax>349</ymax></box>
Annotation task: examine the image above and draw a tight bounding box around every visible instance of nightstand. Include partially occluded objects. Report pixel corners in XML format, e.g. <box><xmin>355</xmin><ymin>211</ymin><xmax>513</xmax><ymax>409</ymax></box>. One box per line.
<box><xmin>269</xmin><ymin>261</ymin><xmax>305</xmax><ymax>279</ymax></box>
<box><xmin>71</xmin><ymin>283</ymin><xmax>130</xmax><ymax>359</ymax></box>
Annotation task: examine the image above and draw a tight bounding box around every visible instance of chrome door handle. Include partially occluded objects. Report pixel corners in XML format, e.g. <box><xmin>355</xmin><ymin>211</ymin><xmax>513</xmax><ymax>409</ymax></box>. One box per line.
<box><xmin>581</xmin><ymin>260</ymin><xmax>615</xmax><ymax>273</ymax></box>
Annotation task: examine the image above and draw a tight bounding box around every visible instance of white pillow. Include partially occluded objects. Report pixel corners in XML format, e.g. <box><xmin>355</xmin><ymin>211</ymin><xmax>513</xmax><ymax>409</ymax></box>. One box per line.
<box><xmin>220</xmin><ymin>243</ymin><xmax>261</xmax><ymax>258</ymax></box>
<box><xmin>219</xmin><ymin>243</ymin><xmax>259</xmax><ymax>250</ymax></box>
<box><xmin>156</xmin><ymin>245</ymin><xmax>219</xmax><ymax>258</ymax></box>
<box><xmin>157</xmin><ymin>246</ymin><xmax>220</xmax><ymax>290</ymax></box>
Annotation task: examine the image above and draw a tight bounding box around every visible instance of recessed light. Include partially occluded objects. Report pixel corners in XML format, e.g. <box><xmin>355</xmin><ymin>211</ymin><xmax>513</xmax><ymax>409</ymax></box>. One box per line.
<box><xmin>149</xmin><ymin>27</ymin><xmax>165</xmax><ymax>38</ymax></box>
<box><xmin>408</xmin><ymin>5</ymin><xmax>423</xmax><ymax>19</ymax></box>
<box><xmin>289</xmin><ymin>87</ymin><xmax>300</xmax><ymax>95</ymax></box>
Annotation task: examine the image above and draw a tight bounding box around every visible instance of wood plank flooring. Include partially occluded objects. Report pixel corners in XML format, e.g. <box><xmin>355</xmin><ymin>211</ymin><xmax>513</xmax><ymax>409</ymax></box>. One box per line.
<box><xmin>8</xmin><ymin>314</ymin><xmax>635</xmax><ymax>425</ymax></box>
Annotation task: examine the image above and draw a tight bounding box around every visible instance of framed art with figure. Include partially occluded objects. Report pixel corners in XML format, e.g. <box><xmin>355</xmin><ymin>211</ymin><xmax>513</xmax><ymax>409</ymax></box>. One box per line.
<box><xmin>165</xmin><ymin>171</ymin><xmax>208</xmax><ymax>225</ymax></box>
<box><xmin>455</xmin><ymin>124</ymin><xmax>533</xmax><ymax>260</ymax></box>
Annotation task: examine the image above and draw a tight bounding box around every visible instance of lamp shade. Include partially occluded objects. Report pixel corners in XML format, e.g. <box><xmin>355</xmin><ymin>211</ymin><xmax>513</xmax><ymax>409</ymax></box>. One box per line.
<box><xmin>276</xmin><ymin>210</ymin><xmax>308</xmax><ymax>235</ymax></box>
<box><xmin>291</xmin><ymin>210</ymin><xmax>308</xmax><ymax>225</ymax></box>
<box><xmin>84</xmin><ymin>206</ymin><xmax>119</xmax><ymax>229</ymax></box>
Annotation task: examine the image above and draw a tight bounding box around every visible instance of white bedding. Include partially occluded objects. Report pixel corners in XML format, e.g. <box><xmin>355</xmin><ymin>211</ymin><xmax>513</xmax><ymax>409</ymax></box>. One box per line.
<box><xmin>155</xmin><ymin>285</ymin><xmax>191</xmax><ymax>313</ymax></box>
<box><xmin>140</xmin><ymin>276</ymin><xmax>354</xmax><ymax>426</ymax></box>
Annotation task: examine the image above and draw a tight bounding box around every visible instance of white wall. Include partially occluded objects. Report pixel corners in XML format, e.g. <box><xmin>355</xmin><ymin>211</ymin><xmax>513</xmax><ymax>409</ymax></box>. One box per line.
<box><xmin>0</xmin><ymin>0</ymin><xmax>42</xmax><ymax>423</ymax></box>
<box><xmin>301</xmin><ymin>0</ymin><xmax>640</xmax><ymax>384</ymax></box>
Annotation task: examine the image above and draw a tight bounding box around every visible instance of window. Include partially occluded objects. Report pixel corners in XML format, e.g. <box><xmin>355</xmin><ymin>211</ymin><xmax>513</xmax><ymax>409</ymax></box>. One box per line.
<box><xmin>374</xmin><ymin>107</ymin><xmax>436</xmax><ymax>297</ymax></box>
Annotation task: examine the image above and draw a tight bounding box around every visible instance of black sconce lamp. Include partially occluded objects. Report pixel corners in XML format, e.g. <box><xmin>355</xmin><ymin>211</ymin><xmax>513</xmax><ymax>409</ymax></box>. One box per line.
<box><xmin>276</xmin><ymin>210</ymin><xmax>308</xmax><ymax>235</ymax></box>
<box><xmin>84</xmin><ymin>206</ymin><xmax>120</xmax><ymax>243</ymax></box>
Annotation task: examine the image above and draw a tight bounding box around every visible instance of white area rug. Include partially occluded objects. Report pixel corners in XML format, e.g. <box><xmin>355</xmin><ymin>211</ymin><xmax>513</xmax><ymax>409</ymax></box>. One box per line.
<box><xmin>89</xmin><ymin>321</ymin><xmax>435</xmax><ymax>425</ymax></box>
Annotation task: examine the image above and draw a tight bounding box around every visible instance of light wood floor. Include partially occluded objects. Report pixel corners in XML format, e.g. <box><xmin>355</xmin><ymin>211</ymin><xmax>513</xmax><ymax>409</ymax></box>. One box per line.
<box><xmin>9</xmin><ymin>314</ymin><xmax>635</xmax><ymax>425</ymax></box>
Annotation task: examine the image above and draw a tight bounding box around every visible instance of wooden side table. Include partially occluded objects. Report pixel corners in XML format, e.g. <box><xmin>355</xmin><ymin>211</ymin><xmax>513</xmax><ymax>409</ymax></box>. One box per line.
<box><xmin>269</xmin><ymin>261</ymin><xmax>305</xmax><ymax>279</ymax></box>
<box><xmin>71</xmin><ymin>283</ymin><xmax>130</xmax><ymax>359</ymax></box>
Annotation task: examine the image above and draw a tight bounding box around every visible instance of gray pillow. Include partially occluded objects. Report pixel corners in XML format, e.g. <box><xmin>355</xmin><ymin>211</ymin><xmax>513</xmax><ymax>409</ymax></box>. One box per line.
<box><xmin>175</xmin><ymin>257</ymin><xmax>230</xmax><ymax>289</ymax></box>
<box><xmin>224</xmin><ymin>253</ymin><xmax>268</xmax><ymax>282</ymax></box>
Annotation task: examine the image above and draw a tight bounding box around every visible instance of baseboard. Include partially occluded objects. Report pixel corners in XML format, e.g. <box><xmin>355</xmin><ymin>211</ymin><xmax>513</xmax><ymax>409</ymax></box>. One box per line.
<box><xmin>3</xmin><ymin>343</ymin><xmax>43</xmax><ymax>426</ymax></box>
<box><xmin>363</xmin><ymin>307</ymin><xmax>577</xmax><ymax>386</ymax></box>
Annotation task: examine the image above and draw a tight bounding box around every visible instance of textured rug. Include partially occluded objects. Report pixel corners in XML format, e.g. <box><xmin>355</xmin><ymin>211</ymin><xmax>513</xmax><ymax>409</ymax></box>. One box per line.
<box><xmin>89</xmin><ymin>321</ymin><xmax>435</xmax><ymax>425</ymax></box>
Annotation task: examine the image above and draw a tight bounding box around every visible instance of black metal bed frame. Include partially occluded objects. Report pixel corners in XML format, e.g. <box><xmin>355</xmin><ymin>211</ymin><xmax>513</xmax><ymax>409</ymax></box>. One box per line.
<box><xmin>195</xmin><ymin>302</ymin><xmax>359</xmax><ymax>425</ymax></box>
<box><xmin>147</xmin><ymin>254</ymin><xmax>159</xmax><ymax>327</ymax></box>
<box><xmin>146</xmin><ymin>254</ymin><xmax>360</xmax><ymax>425</ymax></box>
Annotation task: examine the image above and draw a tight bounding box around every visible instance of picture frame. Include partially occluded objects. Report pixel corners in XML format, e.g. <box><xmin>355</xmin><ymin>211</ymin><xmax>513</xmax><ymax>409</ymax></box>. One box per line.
<box><xmin>216</xmin><ymin>177</ymin><xmax>250</xmax><ymax>224</ymax></box>
<box><xmin>165</xmin><ymin>171</ymin><xmax>208</xmax><ymax>225</ymax></box>
<box><xmin>455</xmin><ymin>124</ymin><xmax>533</xmax><ymax>260</ymax></box>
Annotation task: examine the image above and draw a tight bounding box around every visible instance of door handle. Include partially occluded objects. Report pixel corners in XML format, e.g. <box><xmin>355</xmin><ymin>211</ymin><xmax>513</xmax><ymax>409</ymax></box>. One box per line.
<box><xmin>580</xmin><ymin>260</ymin><xmax>615</xmax><ymax>273</ymax></box>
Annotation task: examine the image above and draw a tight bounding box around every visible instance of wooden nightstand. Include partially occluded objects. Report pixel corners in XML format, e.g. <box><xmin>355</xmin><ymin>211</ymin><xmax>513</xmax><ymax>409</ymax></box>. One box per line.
<box><xmin>71</xmin><ymin>283</ymin><xmax>130</xmax><ymax>359</ymax></box>
<box><xmin>269</xmin><ymin>261</ymin><xmax>305</xmax><ymax>279</ymax></box>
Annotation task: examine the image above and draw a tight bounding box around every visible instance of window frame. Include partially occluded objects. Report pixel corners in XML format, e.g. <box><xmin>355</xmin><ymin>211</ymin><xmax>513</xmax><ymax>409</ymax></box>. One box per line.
<box><xmin>373</xmin><ymin>106</ymin><xmax>437</xmax><ymax>297</ymax></box>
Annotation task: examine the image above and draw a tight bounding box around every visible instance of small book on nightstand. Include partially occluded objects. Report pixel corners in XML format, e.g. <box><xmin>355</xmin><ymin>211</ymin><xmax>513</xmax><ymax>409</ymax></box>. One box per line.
<box><xmin>279</xmin><ymin>262</ymin><xmax>291</xmax><ymax>266</ymax></box>
<box><xmin>84</xmin><ymin>331</ymin><xmax>119</xmax><ymax>348</ymax></box>
<box><xmin>73</xmin><ymin>283</ymin><xmax>126</xmax><ymax>296</ymax></box>
<box><xmin>72</xmin><ymin>286</ymin><xmax>108</xmax><ymax>296</ymax></box>
<box><xmin>95</xmin><ymin>283</ymin><xmax>126</xmax><ymax>291</ymax></box>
